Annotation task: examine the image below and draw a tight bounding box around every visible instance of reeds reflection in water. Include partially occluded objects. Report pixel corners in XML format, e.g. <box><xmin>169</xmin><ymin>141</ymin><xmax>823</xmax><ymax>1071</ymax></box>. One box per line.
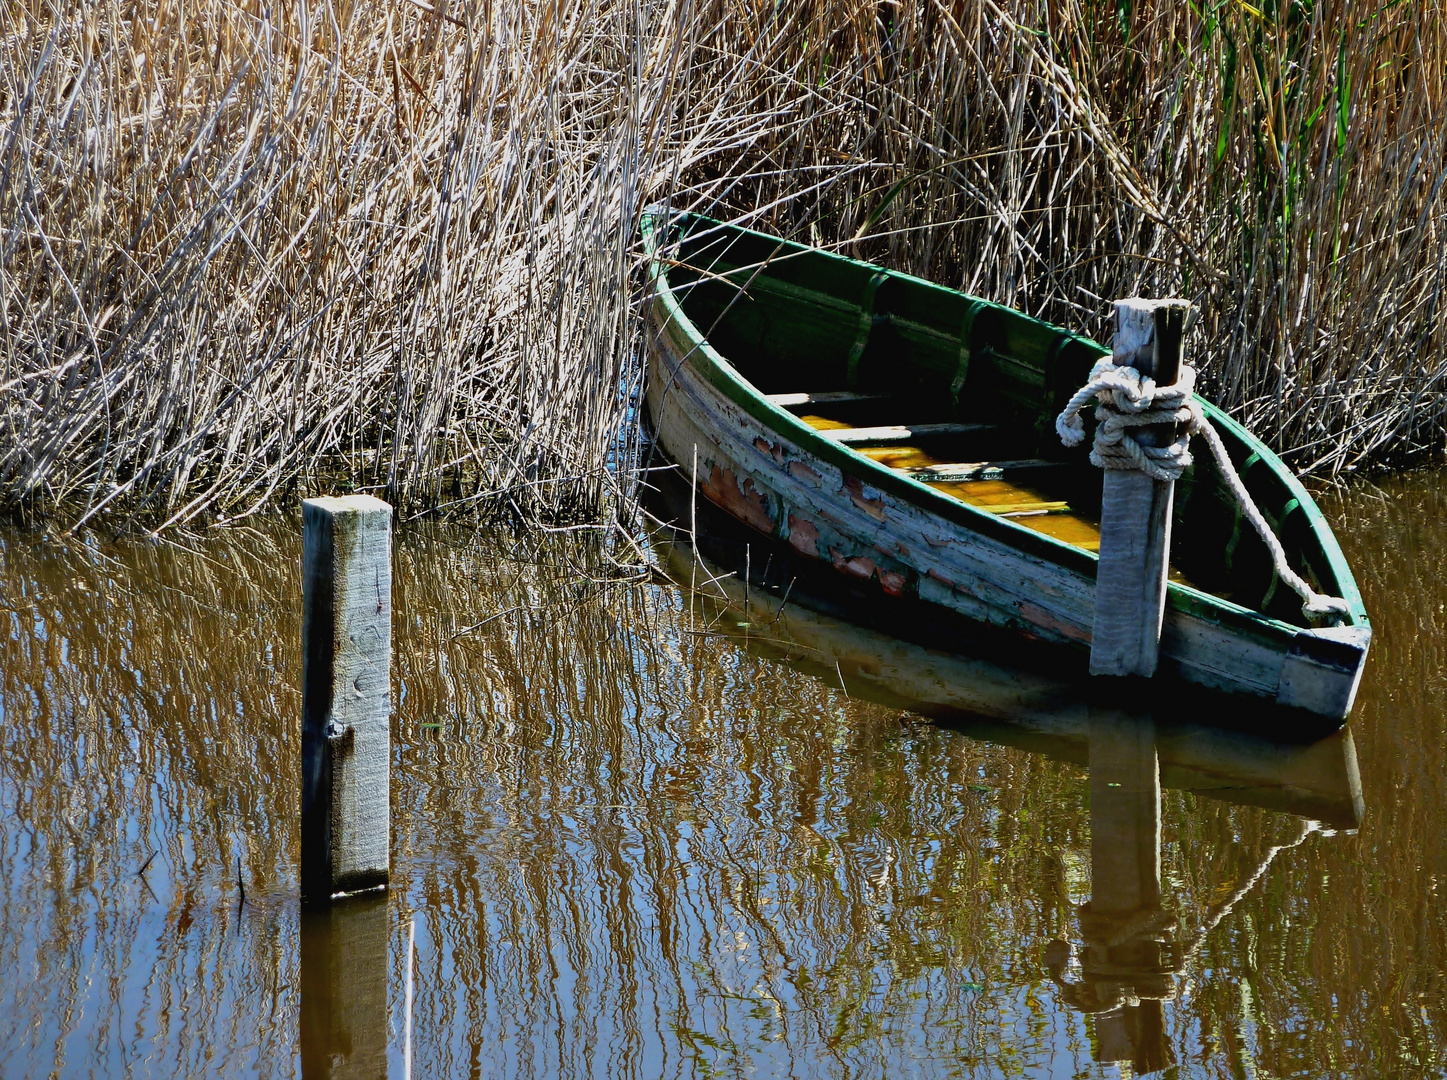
<box><xmin>0</xmin><ymin>476</ymin><xmax>1443</xmax><ymax>1076</ymax></box>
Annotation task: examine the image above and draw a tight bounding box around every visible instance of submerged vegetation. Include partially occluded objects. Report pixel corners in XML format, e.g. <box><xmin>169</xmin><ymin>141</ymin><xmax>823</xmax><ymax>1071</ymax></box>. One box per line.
<box><xmin>0</xmin><ymin>0</ymin><xmax>1442</xmax><ymax>528</ymax></box>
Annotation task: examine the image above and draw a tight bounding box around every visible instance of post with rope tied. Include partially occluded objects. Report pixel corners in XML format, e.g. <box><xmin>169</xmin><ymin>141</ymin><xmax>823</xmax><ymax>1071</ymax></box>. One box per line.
<box><xmin>1056</xmin><ymin>298</ymin><xmax>1354</xmax><ymax>689</ymax></box>
<box><xmin>1087</xmin><ymin>298</ymin><xmax>1191</xmax><ymax>678</ymax></box>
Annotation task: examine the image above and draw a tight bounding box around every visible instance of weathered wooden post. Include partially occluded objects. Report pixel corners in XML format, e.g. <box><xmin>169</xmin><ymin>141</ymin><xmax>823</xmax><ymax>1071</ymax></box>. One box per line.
<box><xmin>301</xmin><ymin>495</ymin><xmax>392</xmax><ymax>905</ymax></box>
<box><xmin>1090</xmin><ymin>298</ymin><xmax>1191</xmax><ymax>677</ymax></box>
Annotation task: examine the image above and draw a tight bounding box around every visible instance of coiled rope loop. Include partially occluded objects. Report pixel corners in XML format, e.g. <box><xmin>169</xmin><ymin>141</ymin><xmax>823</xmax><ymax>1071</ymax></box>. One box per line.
<box><xmin>1055</xmin><ymin>357</ymin><xmax>1351</xmax><ymax>623</ymax></box>
<box><xmin>1055</xmin><ymin>357</ymin><xmax>1198</xmax><ymax>482</ymax></box>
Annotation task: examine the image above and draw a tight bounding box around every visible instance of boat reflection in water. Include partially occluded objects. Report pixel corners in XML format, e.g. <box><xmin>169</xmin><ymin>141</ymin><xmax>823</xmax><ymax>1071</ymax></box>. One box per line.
<box><xmin>652</xmin><ymin>511</ymin><xmax>1362</xmax><ymax>1075</ymax></box>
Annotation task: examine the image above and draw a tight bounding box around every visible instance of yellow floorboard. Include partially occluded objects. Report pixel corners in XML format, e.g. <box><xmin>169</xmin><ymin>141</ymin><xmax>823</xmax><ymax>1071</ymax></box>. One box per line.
<box><xmin>802</xmin><ymin>419</ymin><xmax>1104</xmax><ymax>553</ymax></box>
<box><xmin>798</xmin><ymin>415</ymin><xmax>1105</xmax><ymax>552</ymax></box>
<box><xmin>856</xmin><ymin>445</ymin><xmax>938</xmax><ymax>469</ymax></box>
<box><xmin>799</xmin><ymin>414</ymin><xmax>854</xmax><ymax>431</ymax></box>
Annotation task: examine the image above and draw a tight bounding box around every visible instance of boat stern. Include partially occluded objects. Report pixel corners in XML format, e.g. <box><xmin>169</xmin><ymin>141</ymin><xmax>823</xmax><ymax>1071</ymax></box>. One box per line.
<box><xmin>1275</xmin><ymin>623</ymin><xmax>1372</xmax><ymax>719</ymax></box>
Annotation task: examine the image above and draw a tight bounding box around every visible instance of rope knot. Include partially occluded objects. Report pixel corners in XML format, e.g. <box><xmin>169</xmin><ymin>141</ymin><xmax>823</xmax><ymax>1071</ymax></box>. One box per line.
<box><xmin>1054</xmin><ymin>357</ymin><xmax>1200</xmax><ymax>482</ymax></box>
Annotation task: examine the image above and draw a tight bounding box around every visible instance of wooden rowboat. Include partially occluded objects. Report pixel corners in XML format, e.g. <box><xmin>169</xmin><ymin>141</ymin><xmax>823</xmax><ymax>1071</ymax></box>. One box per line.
<box><xmin>641</xmin><ymin>209</ymin><xmax>1371</xmax><ymax>723</ymax></box>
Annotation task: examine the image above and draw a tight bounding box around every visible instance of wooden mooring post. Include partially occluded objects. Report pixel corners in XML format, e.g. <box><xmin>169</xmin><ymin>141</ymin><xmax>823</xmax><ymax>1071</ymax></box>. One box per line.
<box><xmin>301</xmin><ymin>495</ymin><xmax>392</xmax><ymax>905</ymax></box>
<box><xmin>1090</xmin><ymin>298</ymin><xmax>1191</xmax><ymax>678</ymax></box>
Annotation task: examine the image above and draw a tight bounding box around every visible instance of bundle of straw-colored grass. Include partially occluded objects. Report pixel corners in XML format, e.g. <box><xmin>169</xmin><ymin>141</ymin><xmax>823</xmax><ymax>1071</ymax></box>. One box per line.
<box><xmin>1</xmin><ymin>0</ymin><xmax>1442</xmax><ymax>529</ymax></box>
<box><xmin>0</xmin><ymin>0</ymin><xmax>680</xmax><ymax>528</ymax></box>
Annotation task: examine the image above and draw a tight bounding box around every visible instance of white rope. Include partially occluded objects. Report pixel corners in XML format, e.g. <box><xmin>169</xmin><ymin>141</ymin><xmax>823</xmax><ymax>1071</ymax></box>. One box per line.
<box><xmin>1056</xmin><ymin>357</ymin><xmax>1351</xmax><ymax>622</ymax></box>
<box><xmin>1055</xmin><ymin>357</ymin><xmax>1198</xmax><ymax>481</ymax></box>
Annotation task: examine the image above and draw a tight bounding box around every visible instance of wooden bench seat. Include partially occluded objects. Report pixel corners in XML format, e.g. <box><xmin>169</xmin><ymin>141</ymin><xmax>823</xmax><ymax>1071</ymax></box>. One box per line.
<box><xmin>897</xmin><ymin>459</ymin><xmax>1058</xmax><ymax>483</ymax></box>
<box><xmin>808</xmin><ymin>421</ymin><xmax>1001</xmax><ymax>445</ymax></box>
<box><xmin>767</xmin><ymin>391</ymin><xmax>891</xmax><ymax>409</ymax></box>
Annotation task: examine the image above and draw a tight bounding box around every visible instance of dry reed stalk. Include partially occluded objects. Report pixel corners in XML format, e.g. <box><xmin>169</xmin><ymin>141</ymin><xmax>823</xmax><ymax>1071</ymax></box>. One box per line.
<box><xmin>0</xmin><ymin>0</ymin><xmax>1442</xmax><ymax>530</ymax></box>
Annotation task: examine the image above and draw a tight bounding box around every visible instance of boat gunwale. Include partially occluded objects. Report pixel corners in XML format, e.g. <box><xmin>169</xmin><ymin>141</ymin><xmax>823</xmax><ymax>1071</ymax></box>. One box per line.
<box><xmin>641</xmin><ymin>208</ymin><xmax>1369</xmax><ymax>639</ymax></box>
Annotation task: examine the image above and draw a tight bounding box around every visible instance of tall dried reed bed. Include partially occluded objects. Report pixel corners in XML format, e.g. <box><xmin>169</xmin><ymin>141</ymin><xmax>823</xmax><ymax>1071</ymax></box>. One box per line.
<box><xmin>0</xmin><ymin>0</ymin><xmax>685</xmax><ymax>527</ymax></box>
<box><xmin>1</xmin><ymin>0</ymin><xmax>1444</xmax><ymax>528</ymax></box>
<box><xmin>689</xmin><ymin>0</ymin><xmax>1447</xmax><ymax>476</ymax></box>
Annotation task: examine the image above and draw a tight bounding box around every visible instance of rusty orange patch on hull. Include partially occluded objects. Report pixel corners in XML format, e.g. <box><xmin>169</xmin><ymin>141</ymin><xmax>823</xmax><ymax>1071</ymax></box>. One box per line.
<box><xmin>753</xmin><ymin>436</ymin><xmax>786</xmax><ymax>465</ymax></box>
<box><xmin>826</xmin><ymin>549</ymin><xmax>908</xmax><ymax>596</ymax></box>
<box><xmin>878</xmin><ymin>569</ymin><xmax>907</xmax><ymax>596</ymax></box>
<box><xmin>842</xmin><ymin>475</ymin><xmax>886</xmax><ymax>521</ymax></box>
<box><xmin>831</xmin><ymin>551</ymin><xmax>879</xmax><ymax>580</ymax></box>
<box><xmin>789</xmin><ymin>460</ymin><xmax>823</xmax><ymax>484</ymax></box>
<box><xmin>702</xmin><ymin>465</ymin><xmax>775</xmax><ymax>534</ymax></box>
<box><xmin>1016</xmin><ymin>601</ymin><xmax>1090</xmax><ymax>642</ymax></box>
<box><xmin>788</xmin><ymin>515</ymin><xmax>820</xmax><ymax>556</ymax></box>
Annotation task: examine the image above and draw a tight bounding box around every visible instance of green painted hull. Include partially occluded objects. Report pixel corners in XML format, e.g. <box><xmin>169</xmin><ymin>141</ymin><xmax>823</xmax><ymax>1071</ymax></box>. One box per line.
<box><xmin>642</xmin><ymin>209</ymin><xmax>1370</xmax><ymax>721</ymax></box>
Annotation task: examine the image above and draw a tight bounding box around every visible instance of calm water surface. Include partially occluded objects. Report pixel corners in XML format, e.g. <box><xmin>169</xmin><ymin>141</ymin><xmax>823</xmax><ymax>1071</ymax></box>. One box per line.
<box><xmin>0</xmin><ymin>470</ymin><xmax>1444</xmax><ymax>1078</ymax></box>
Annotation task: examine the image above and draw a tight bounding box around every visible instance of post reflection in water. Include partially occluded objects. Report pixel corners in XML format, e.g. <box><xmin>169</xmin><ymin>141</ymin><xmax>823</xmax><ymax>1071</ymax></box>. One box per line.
<box><xmin>1046</xmin><ymin>715</ymin><xmax>1175</xmax><ymax>1076</ymax></box>
<box><xmin>299</xmin><ymin>896</ymin><xmax>389</xmax><ymax>1080</ymax></box>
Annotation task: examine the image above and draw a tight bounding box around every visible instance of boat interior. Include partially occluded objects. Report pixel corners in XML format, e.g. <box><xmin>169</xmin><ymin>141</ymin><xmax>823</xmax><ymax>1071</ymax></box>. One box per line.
<box><xmin>655</xmin><ymin>214</ymin><xmax>1355</xmax><ymax>630</ymax></box>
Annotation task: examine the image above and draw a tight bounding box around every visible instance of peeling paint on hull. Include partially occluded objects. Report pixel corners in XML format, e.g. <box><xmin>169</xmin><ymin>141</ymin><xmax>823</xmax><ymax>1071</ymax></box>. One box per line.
<box><xmin>701</xmin><ymin>465</ymin><xmax>775</xmax><ymax>534</ymax></box>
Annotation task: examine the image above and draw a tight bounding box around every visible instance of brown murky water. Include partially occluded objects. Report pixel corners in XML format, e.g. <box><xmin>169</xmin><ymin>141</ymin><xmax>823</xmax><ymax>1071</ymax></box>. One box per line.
<box><xmin>0</xmin><ymin>470</ymin><xmax>1443</xmax><ymax>1078</ymax></box>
